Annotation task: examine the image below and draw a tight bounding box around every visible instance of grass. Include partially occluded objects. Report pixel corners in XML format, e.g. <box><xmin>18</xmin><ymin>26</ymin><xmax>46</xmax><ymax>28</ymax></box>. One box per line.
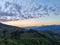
<box><xmin>0</xmin><ymin>38</ymin><xmax>53</xmax><ymax>45</ymax></box>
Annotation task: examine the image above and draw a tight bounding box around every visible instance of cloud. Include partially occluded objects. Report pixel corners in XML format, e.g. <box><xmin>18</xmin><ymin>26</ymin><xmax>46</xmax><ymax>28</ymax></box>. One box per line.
<box><xmin>0</xmin><ymin>1</ymin><xmax>60</xmax><ymax>21</ymax></box>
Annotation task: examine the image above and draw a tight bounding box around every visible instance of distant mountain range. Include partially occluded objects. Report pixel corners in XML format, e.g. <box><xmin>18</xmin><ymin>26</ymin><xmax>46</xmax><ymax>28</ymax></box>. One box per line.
<box><xmin>25</xmin><ymin>25</ymin><xmax>60</xmax><ymax>33</ymax></box>
<box><xmin>0</xmin><ymin>23</ymin><xmax>60</xmax><ymax>33</ymax></box>
<box><xmin>0</xmin><ymin>23</ymin><xmax>60</xmax><ymax>45</ymax></box>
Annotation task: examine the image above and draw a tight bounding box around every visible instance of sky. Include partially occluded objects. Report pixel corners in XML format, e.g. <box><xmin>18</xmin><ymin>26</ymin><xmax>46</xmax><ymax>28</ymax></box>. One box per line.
<box><xmin>0</xmin><ymin>0</ymin><xmax>60</xmax><ymax>27</ymax></box>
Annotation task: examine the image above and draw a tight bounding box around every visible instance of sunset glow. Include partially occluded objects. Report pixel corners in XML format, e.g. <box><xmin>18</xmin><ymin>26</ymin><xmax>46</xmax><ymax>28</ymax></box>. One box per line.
<box><xmin>0</xmin><ymin>0</ymin><xmax>60</xmax><ymax>27</ymax></box>
<box><xmin>1</xmin><ymin>17</ymin><xmax>60</xmax><ymax>27</ymax></box>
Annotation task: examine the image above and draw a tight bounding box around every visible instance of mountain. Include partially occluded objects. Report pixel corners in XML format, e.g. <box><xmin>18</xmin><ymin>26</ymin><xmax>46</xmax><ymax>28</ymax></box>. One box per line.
<box><xmin>0</xmin><ymin>23</ymin><xmax>60</xmax><ymax>45</ymax></box>
<box><xmin>0</xmin><ymin>23</ymin><xmax>42</xmax><ymax>38</ymax></box>
<box><xmin>25</xmin><ymin>25</ymin><xmax>60</xmax><ymax>33</ymax></box>
<box><xmin>0</xmin><ymin>23</ymin><xmax>60</xmax><ymax>33</ymax></box>
<box><xmin>0</xmin><ymin>23</ymin><xmax>26</xmax><ymax>31</ymax></box>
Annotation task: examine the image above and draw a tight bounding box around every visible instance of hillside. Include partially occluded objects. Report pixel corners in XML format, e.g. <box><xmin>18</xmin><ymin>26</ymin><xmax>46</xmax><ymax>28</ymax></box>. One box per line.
<box><xmin>25</xmin><ymin>25</ymin><xmax>60</xmax><ymax>33</ymax></box>
<box><xmin>0</xmin><ymin>23</ymin><xmax>60</xmax><ymax>45</ymax></box>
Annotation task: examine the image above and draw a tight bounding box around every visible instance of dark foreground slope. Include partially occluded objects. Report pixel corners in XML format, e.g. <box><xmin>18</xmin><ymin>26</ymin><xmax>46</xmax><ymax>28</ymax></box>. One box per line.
<box><xmin>0</xmin><ymin>23</ymin><xmax>60</xmax><ymax>45</ymax></box>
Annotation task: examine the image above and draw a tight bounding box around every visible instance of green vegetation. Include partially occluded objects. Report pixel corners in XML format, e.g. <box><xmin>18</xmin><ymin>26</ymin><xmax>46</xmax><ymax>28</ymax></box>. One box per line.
<box><xmin>0</xmin><ymin>38</ymin><xmax>54</xmax><ymax>45</ymax></box>
<box><xmin>0</xmin><ymin>29</ymin><xmax>60</xmax><ymax>45</ymax></box>
<box><xmin>0</xmin><ymin>23</ymin><xmax>60</xmax><ymax>45</ymax></box>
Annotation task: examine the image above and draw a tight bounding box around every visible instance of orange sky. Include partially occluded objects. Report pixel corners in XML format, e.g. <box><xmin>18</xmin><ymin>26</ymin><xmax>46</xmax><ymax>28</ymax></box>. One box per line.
<box><xmin>1</xmin><ymin>18</ymin><xmax>60</xmax><ymax>27</ymax></box>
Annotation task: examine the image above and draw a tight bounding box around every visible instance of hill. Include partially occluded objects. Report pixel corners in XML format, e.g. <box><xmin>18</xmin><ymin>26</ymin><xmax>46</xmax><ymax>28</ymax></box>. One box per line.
<box><xmin>0</xmin><ymin>23</ymin><xmax>60</xmax><ymax>45</ymax></box>
<box><xmin>0</xmin><ymin>23</ymin><xmax>26</xmax><ymax>31</ymax></box>
<box><xmin>25</xmin><ymin>25</ymin><xmax>60</xmax><ymax>33</ymax></box>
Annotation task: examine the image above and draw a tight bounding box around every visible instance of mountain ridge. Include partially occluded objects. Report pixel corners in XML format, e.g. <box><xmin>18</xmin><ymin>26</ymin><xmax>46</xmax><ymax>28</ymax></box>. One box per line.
<box><xmin>0</xmin><ymin>23</ymin><xmax>60</xmax><ymax>33</ymax></box>
<box><xmin>25</xmin><ymin>25</ymin><xmax>60</xmax><ymax>33</ymax></box>
<box><xmin>0</xmin><ymin>23</ymin><xmax>60</xmax><ymax>45</ymax></box>
<box><xmin>0</xmin><ymin>23</ymin><xmax>26</xmax><ymax>31</ymax></box>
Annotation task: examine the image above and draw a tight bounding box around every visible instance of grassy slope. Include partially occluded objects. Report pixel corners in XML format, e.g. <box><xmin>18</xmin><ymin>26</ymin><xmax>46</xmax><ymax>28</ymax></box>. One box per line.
<box><xmin>0</xmin><ymin>23</ymin><xmax>60</xmax><ymax>45</ymax></box>
<box><xmin>0</xmin><ymin>30</ymin><xmax>60</xmax><ymax>45</ymax></box>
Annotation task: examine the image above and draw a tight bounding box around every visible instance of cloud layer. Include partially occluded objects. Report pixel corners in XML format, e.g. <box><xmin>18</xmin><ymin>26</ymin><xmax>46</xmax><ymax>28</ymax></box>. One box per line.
<box><xmin>0</xmin><ymin>1</ymin><xmax>60</xmax><ymax>21</ymax></box>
